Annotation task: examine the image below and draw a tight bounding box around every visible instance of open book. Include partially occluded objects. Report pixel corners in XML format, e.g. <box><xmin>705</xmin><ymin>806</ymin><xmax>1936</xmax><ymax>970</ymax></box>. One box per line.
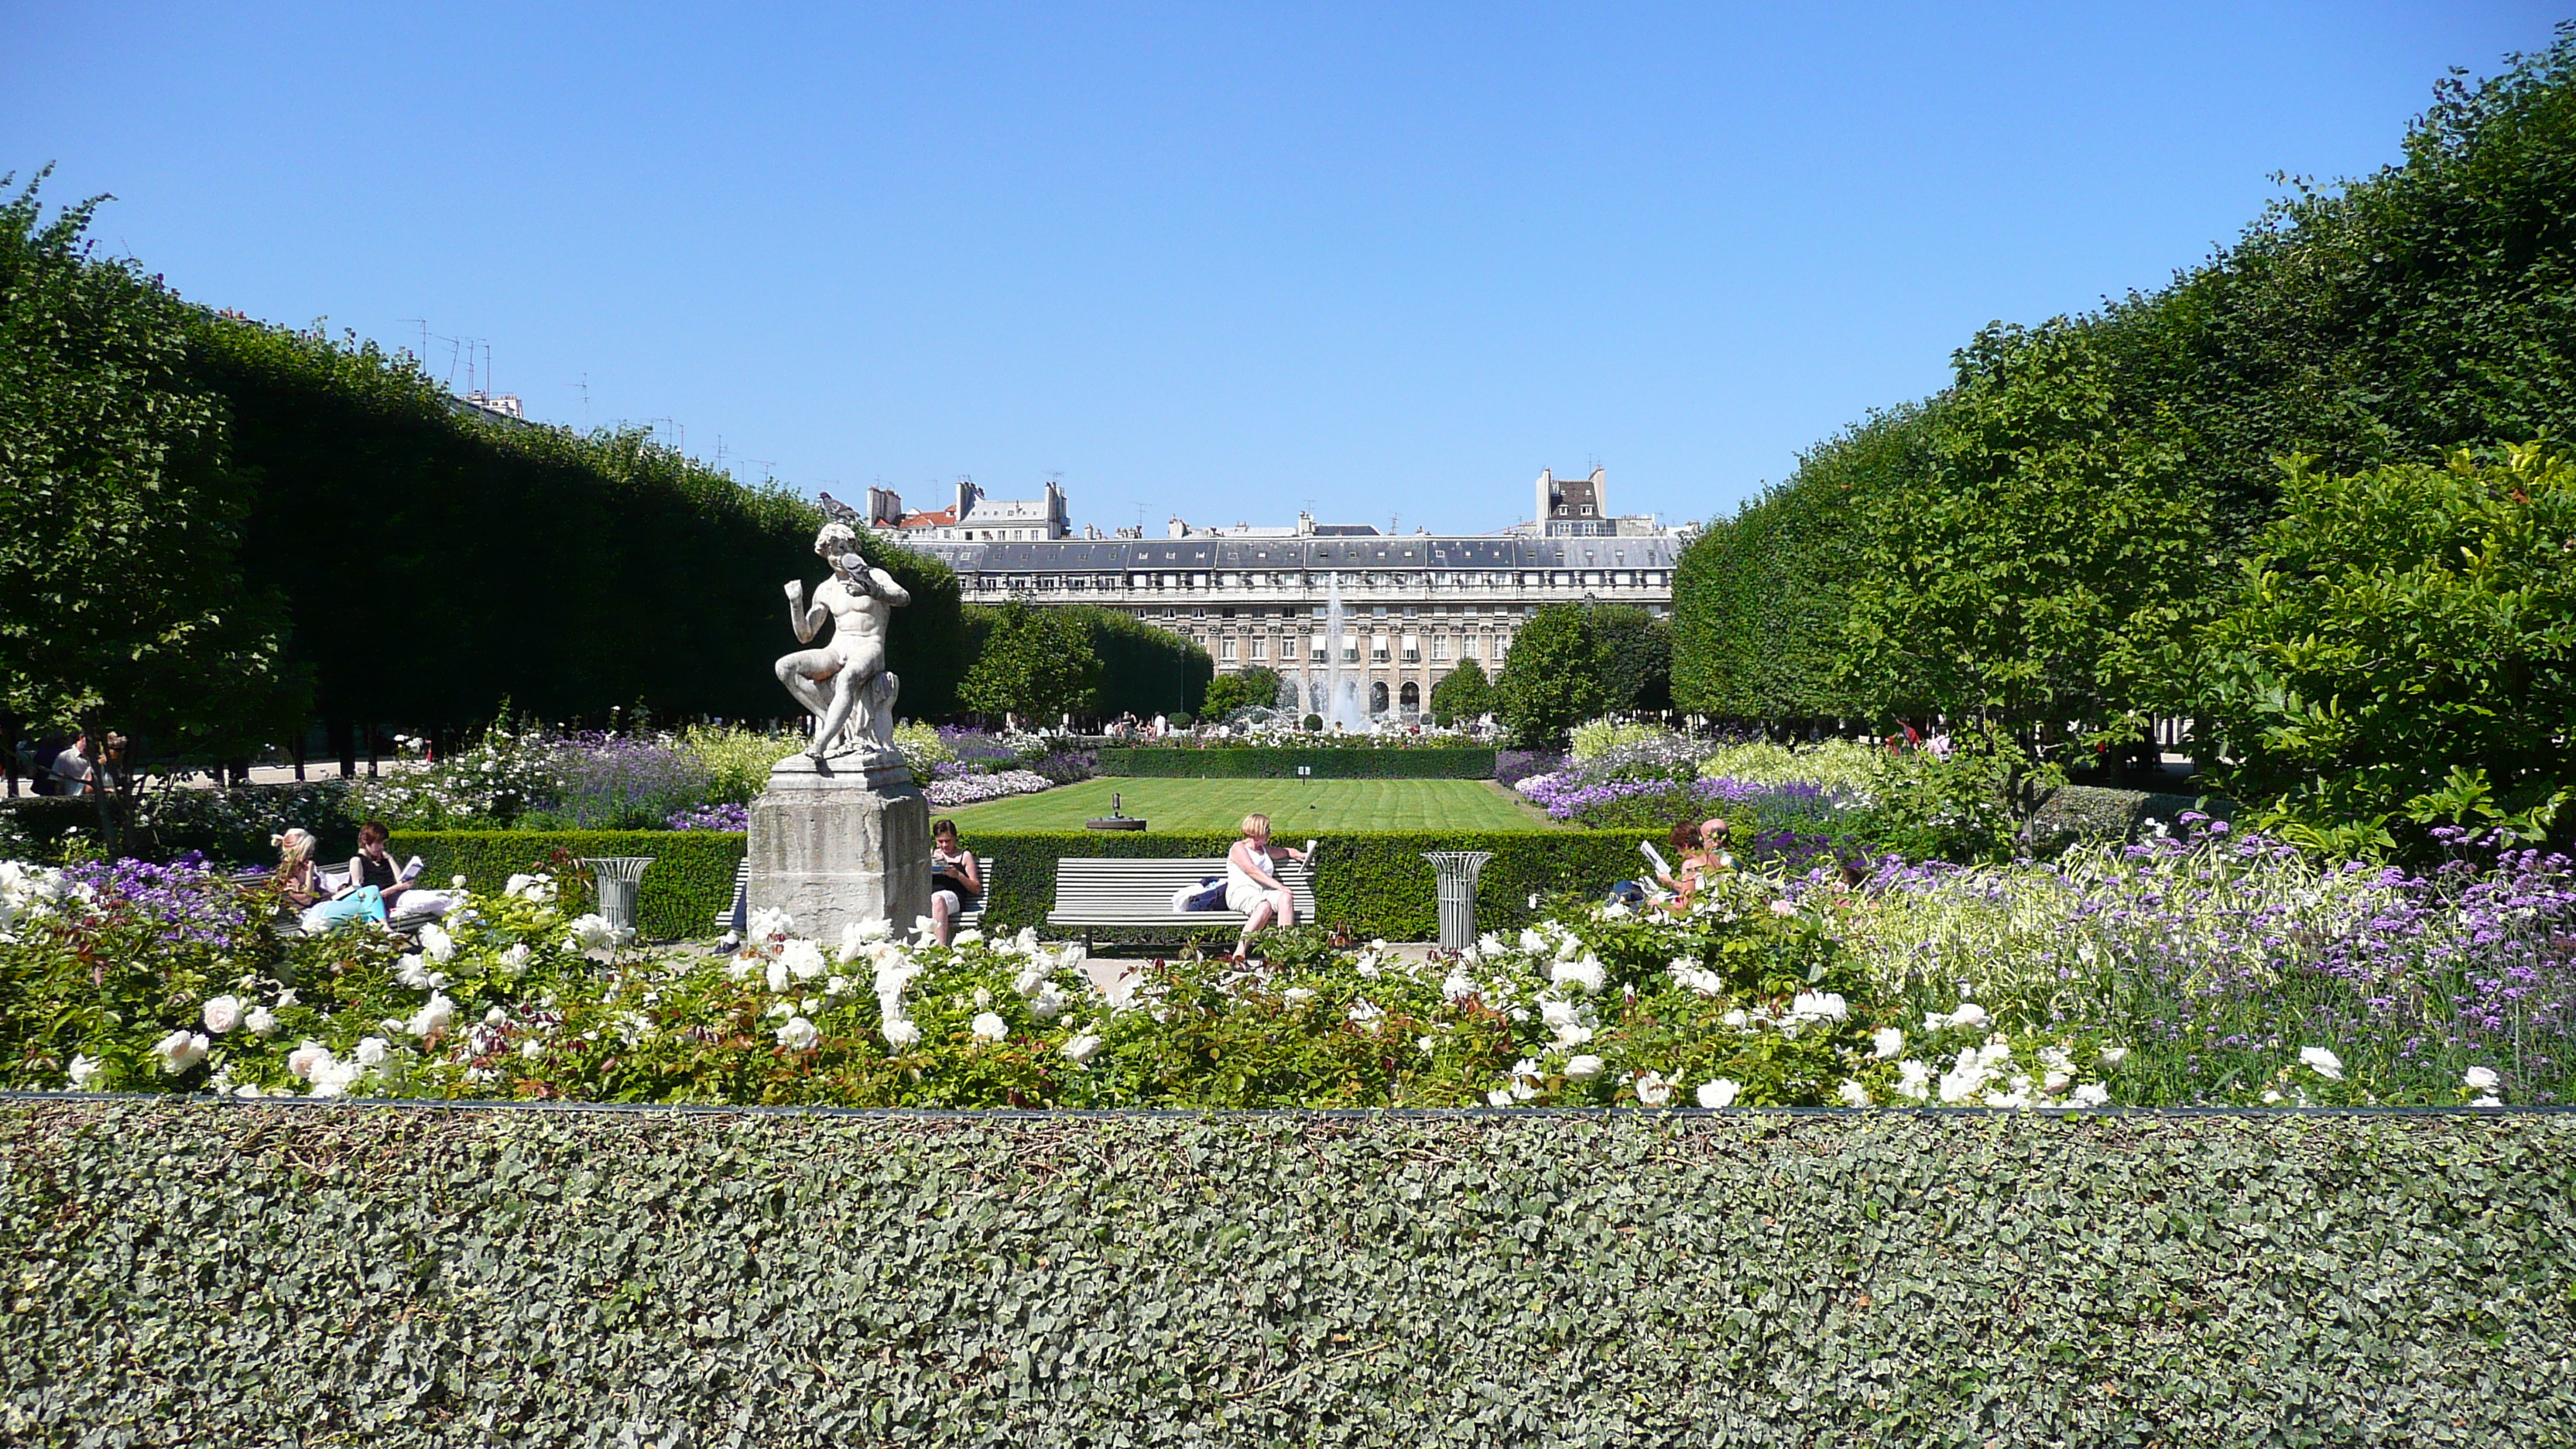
<box><xmin>399</xmin><ymin>855</ymin><xmax>426</xmax><ymax>883</ymax></box>
<box><xmin>1638</xmin><ymin>841</ymin><xmax>1671</xmax><ymax>879</ymax></box>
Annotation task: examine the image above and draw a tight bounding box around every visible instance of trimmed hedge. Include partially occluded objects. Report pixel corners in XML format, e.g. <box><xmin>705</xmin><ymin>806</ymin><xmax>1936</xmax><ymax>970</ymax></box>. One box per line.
<box><xmin>1099</xmin><ymin>747</ymin><xmax>1495</xmax><ymax>779</ymax></box>
<box><xmin>5</xmin><ymin>1101</ymin><xmax>2572</xmax><ymax>1444</ymax></box>
<box><xmin>961</xmin><ymin>828</ymin><xmax>1640</xmax><ymax>941</ymax></box>
<box><xmin>394</xmin><ymin>830</ymin><xmax>745</xmax><ymax>940</ymax></box>
<box><xmin>387</xmin><ymin>827</ymin><xmax>1645</xmax><ymax>943</ymax></box>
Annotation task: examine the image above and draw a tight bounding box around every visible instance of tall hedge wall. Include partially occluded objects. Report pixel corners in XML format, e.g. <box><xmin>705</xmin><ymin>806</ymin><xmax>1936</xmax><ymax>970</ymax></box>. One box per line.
<box><xmin>393</xmin><ymin>827</ymin><xmax>1646</xmax><ymax>942</ymax></box>
<box><xmin>192</xmin><ymin>320</ymin><xmax>968</xmax><ymax>728</ymax></box>
<box><xmin>1098</xmin><ymin>747</ymin><xmax>1495</xmax><ymax>779</ymax></box>
<box><xmin>6</xmin><ymin>1101</ymin><xmax>2571</xmax><ymax>1444</ymax></box>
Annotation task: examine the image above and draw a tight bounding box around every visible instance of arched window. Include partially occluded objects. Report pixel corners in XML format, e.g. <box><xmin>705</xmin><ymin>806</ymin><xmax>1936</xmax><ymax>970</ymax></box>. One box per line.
<box><xmin>1368</xmin><ymin>681</ymin><xmax>1389</xmax><ymax>715</ymax></box>
<box><xmin>1399</xmin><ymin>681</ymin><xmax>1420</xmax><ymax>714</ymax></box>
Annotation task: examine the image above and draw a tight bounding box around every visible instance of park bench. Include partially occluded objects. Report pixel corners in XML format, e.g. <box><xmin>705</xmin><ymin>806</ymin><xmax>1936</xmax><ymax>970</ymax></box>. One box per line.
<box><xmin>1045</xmin><ymin>856</ymin><xmax>1317</xmax><ymax>951</ymax></box>
<box><xmin>715</xmin><ymin>857</ymin><xmax>998</xmax><ymax>939</ymax></box>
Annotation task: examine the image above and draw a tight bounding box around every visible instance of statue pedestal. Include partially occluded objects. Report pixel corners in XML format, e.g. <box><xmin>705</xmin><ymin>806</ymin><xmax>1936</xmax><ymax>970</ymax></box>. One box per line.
<box><xmin>746</xmin><ymin>750</ymin><xmax>929</xmax><ymax>942</ymax></box>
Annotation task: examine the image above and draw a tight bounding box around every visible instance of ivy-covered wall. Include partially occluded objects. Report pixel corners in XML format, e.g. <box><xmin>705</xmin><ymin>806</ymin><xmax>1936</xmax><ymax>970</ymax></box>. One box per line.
<box><xmin>5</xmin><ymin>1101</ymin><xmax>2570</xmax><ymax>1444</ymax></box>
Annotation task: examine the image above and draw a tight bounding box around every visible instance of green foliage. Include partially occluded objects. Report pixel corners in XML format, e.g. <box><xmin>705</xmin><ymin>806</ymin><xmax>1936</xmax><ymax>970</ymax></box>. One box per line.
<box><xmin>1673</xmin><ymin>411</ymin><xmax>1920</xmax><ymax>720</ymax></box>
<box><xmin>678</xmin><ymin>723</ymin><xmax>801</xmax><ymax>805</ymax></box>
<box><xmin>1841</xmin><ymin>324</ymin><xmax>2214</xmax><ymax>739</ymax></box>
<box><xmin>1097</xmin><ymin>748</ymin><xmax>1495</xmax><ymax>779</ymax></box>
<box><xmin>1584</xmin><ymin>602</ymin><xmax>1673</xmax><ymax>713</ymax></box>
<box><xmin>1493</xmin><ymin>603</ymin><xmax>1612</xmax><ymax>746</ymax></box>
<box><xmin>957</xmin><ymin>602</ymin><xmax>1105</xmax><ymax>719</ymax></box>
<box><xmin>952</xmin><ymin>828</ymin><xmax>1643</xmax><ymax>940</ymax></box>
<box><xmin>1856</xmin><ymin>725</ymin><xmax>2067</xmax><ymax>865</ymax></box>
<box><xmin>9</xmin><ymin>1103</ymin><xmax>2574</xmax><ymax>1444</ymax></box>
<box><xmin>1196</xmin><ymin>666</ymin><xmax>1284</xmax><ymax>721</ymax></box>
<box><xmin>393</xmin><ymin>829</ymin><xmax>744</xmax><ymax>940</ymax></box>
<box><xmin>187</xmin><ymin>316</ymin><xmax>965</xmax><ymax>726</ymax></box>
<box><xmin>1427</xmin><ymin>657</ymin><xmax>1492</xmax><ymax>724</ymax></box>
<box><xmin>0</xmin><ymin>172</ymin><xmax>306</xmax><ymax>841</ymax></box>
<box><xmin>2200</xmin><ymin>445</ymin><xmax>2576</xmax><ymax>850</ymax></box>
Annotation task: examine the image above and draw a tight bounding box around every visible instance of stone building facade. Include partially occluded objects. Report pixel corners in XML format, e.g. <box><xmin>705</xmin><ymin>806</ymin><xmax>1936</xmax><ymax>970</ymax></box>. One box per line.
<box><xmin>909</xmin><ymin>471</ymin><xmax>1684</xmax><ymax>721</ymax></box>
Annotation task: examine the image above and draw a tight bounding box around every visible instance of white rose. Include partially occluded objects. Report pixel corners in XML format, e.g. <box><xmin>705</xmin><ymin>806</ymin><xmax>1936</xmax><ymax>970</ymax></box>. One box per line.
<box><xmin>1059</xmin><ymin>1033</ymin><xmax>1104</xmax><ymax>1065</ymax></box>
<box><xmin>151</xmin><ymin>1030</ymin><xmax>209</xmax><ymax>1074</ymax></box>
<box><xmin>1769</xmin><ymin>898</ymin><xmax>1797</xmax><ymax>917</ymax></box>
<box><xmin>781</xmin><ymin>939</ymin><xmax>828</xmax><ymax>981</ymax></box>
<box><xmin>1029</xmin><ymin>985</ymin><xmax>1067</xmax><ymax>1021</ymax></box>
<box><xmin>1283</xmin><ymin>987</ymin><xmax>1317</xmax><ymax>1004</ymax></box>
<box><xmin>1871</xmin><ymin>1027</ymin><xmax>1904</xmax><ymax>1060</ymax></box>
<box><xmin>776</xmin><ymin>1016</ymin><xmax>820</xmax><ymax>1051</ymax></box>
<box><xmin>1947</xmin><ymin>1003</ymin><xmax>1989</xmax><ymax>1029</ymax></box>
<box><xmin>2298</xmin><ymin>1046</ymin><xmax>2344</xmax><ymax>1081</ymax></box>
<box><xmin>1485</xmin><ymin>1088</ymin><xmax>1515</xmax><ymax>1108</ymax></box>
<box><xmin>1633</xmin><ymin>1070</ymin><xmax>1674</xmax><ymax>1107</ymax></box>
<box><xmin>2098</xmin><ymin>1045</ymin><xmax>2129</xmax><ymax>1068</ymax></box>
<box><xmin>2464</xmin><ymin>1066</ymin><xmax>2500</xmax><ymax>1092</ymax></box>
<box><xmin>519</xmin><ymin>1038</ymin><xmax>545</xmax><ymax>1060</ymax></box>
<box><xmin>882</xmin><ymin>1016</ymin><xmax>923</xmax><ymax>1050</ymax></box>
<box><xmin>67</xmin><ymin>1053</ymin><xmax>104</xmax><ymax>1090</ymax></box>
<box><xmin>353</xmin><ymin>1036</ymin><xmax>392</xmax><ymax>1068</ymax></box>
<box><xmin>1563</xmin><ymin>1054</ymin><xmax>1603</xmax><ymax>1081</ymax></box>
<box><xmin>405</xmin><ymin>993</ymin><xmax>456</xmax><ymax>1039</ymax></box>
<box><xmin>2472</xmin><ymin>1094</ymin><xmax>2503</xmax><ymax>1108</ymax></box>
<box><xmin>2069</xmin><ymin>1083</ymin><xmax>2111</xmax><ymax>1108</ymax></box>
<box><xmin>1696</xmin><ymin>1078</ymin><xmax>1740</xmax><ymax>1109</ymax></box>
<box><xmin>2042</xmin><ymin>1069</ymin><xmax>2074</xmax><ymax>1094</ymax></box>
<box><xmin>1790</xmin><ymin>991</ymin><xmax>1847</xmax><ymax>1021</ymax></box>
<box><xmin>1836</xmin><ymin>1079</ymin><xmax>1871</xmax><ymax>1108</ymax></box>
<box><xmin>245</xmin><ymin>1006</ymin><xmax>279</xmax><ymax>1037</ymax></box>
<box><xmin>310</xmin><ymin>1058</ymin><xmax>364</xmax><ymax>1098</ymax></box>
<box><xmin>201</xmin><ymin>995</ymin><xmax>245</xmax><ymax>1035</ymax></box>
<box><xmin>567</xmin><ymin>914</ymin><xmax>621</xmax><ymax>952</ymax></box>
<box><xmin>286</xmin><ymin>1041</ymin><xmax>332</xmax><ymax>1080</ymax></box>
<box><xmin>451</xmin><ymin>874</ymin><xmax>469</xmax><ymax>889</ymax></box>
<box><xmin>971</xmin><ymin>1012</ymin><xmax>1009</xmax><ymax>1042</ymax></box>
<box><xmin>419</xmin><ymin>923</ymin><xmax>456</xmax><ymax>964</ymax></box>
<box><xmin>396</xmin><ymin>954</ymin><xmax>435</xmax><ymax>991</ymax></box>
<box><xmin>1517</xmin><ymin>930</ymin><xmax>1548</xmax><ymax>955</ymax></box>
<box><xmin>952</xmin><ymin>930</ymin><xmax>984</xmax><ymax>947</ymax></box>
<box><xmin>497</xmin><ymin>944</ymin><xmax>531</xmax><ymax>978</ymax></box>
<box><xmin>1549</xmin><ymin>956</ymin><xmax>1606</xmax><ymax>995</ymax></box>
<box><xmin>766</xmin><ymin>959</ymin><xmax>792</xmax><ymax>995</ymax></box>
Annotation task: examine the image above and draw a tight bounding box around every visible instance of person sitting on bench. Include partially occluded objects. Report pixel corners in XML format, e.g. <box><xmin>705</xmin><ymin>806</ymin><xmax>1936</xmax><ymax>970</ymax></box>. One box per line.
<box><xmin>1225</xmin><ymin>812</ymin><xmax>1310</xmax><ymax>961</ymax></box>
<box><xmin>928</xmin><ymin>818</ymin><xmax>981</xmax><ymax>946</ymax></box>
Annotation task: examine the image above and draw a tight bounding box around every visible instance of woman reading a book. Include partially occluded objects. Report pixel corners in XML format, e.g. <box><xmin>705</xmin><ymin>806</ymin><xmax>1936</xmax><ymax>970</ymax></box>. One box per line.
<box><xmin>1225</xmin><ymin>813</ymin><xmax>1312</xmax><ymax>962</ymax></box>
<box><xmin>348</xmin><ymin>820</ymin><xmax>418</xmax><ymax>915</ymax></box>
<box><xmin>273</xmin><ymin>827</ymin><xmax>388</xmax><ymax>931</ymax></box>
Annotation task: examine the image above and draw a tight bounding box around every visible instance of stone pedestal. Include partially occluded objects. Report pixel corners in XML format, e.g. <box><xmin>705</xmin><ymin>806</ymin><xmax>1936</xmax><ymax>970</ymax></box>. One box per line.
<box><xmin>746</xmin><ymin>750</ymin><xmax>929</xmax><ymax>941</ymax></box>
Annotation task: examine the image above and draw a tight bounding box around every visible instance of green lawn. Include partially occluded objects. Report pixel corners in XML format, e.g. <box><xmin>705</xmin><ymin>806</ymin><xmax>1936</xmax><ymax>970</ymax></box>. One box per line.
<box><xmin>933</xmin><ymin>776</ymin><xmax>1558</xmax><ymax>834</ymax></box>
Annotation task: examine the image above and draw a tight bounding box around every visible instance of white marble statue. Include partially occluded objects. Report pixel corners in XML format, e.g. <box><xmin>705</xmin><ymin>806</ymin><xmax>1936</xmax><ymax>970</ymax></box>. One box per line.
<box><xmin>776</xmin><ymin>519</ymin><xmax>911</xmax><ymax>762</ymax></box>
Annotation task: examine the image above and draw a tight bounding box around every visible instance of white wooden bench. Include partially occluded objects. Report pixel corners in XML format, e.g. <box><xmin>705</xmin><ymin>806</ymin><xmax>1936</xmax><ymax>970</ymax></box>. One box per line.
<box><xmin>716</xmin><ymin>858</ymin><xmax>998</xmax><ymax>938</ymax></box>
<box><xmin>1046</xmin><ymin>857</ymin><xmax>1317</xmax><ymax>951</ymax></box>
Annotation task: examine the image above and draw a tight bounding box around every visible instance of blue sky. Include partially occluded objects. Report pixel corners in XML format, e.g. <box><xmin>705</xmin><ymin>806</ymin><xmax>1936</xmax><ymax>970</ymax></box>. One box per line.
<box><xmin>5</xmin><ymin>3</ymin><xmax>2562</xmax><ymax>533</ymax></box>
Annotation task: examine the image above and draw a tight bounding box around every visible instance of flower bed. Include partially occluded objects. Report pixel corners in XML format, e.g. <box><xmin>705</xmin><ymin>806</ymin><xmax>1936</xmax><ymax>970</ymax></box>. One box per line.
<box><xmin>923</xmin><ymin>769</ymin><xmax>1056</xmax><ymax>809</ymax></box>
<box><xmin>9</xmin><ymin>820</ymin><xmax>2567</xmax><ymax>1108</ymax></box>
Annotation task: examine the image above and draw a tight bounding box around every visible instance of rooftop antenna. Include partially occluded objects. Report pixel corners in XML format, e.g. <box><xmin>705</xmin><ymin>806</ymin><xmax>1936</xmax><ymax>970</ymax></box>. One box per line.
<box><xmin>396</xmin><ymin>318</ymin><xmax>428</xmax><ymax>363</ymax></box>
<box><xmin>567</xmin><ymin>372</ymin><xmax>589</xmax><ymax>423</ymax></box>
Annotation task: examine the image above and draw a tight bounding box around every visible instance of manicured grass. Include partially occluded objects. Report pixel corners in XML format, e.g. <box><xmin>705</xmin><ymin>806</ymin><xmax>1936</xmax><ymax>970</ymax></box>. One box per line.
<box><xmin>934</xmin><ymin>776</ymin><xmax>1558</xmax><ymax>834</ymax></box>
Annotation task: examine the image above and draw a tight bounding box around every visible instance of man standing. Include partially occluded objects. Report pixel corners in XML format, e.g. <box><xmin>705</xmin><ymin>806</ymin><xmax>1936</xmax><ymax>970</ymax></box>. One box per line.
<box><xmin>775</xmin><ymin>522</ymin><xmax>911</xmax><ymax>763</ymax></box>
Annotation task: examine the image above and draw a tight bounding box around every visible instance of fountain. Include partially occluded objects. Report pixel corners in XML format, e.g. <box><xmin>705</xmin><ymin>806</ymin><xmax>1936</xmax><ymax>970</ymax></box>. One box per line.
<box><xmin>1318</xmin><ymin>573</ymin><xmax>1372</xmax><ymax>732</ymax></box>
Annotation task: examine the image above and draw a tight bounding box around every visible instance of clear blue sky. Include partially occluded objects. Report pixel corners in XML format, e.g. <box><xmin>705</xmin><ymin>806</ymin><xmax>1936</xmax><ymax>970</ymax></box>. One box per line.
<box><xmin>5</xmin><ymin>3</ymin><xmax>2562</xmax><ymax>534</ymax></box>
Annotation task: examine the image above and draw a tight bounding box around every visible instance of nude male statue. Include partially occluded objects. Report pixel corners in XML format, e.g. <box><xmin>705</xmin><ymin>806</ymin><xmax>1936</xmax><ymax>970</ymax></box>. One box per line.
<box><xmin>776</xmin><ymin>520</ymin><xmax>911</xmax><ymax>763</ymax></box>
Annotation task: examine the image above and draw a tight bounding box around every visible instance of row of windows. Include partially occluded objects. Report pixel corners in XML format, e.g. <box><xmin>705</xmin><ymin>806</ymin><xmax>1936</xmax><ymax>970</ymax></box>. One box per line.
<box><xmin>973</xmin><ymin>568</ymin><xmax>1665</xmax><ymax>592</ymax></box>
<box><xmin>1200</xmin><ymin>632</ymin><xmax>1513</xmax><ymax>665</ymax></box>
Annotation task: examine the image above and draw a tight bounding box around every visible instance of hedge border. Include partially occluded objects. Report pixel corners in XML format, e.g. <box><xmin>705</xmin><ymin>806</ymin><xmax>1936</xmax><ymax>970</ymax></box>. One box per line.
<box><xmin>8</xmin><ymin>1100</ymin><xmax>2572</xmax><ymax>1445</ymax></box>
<box><xmin>1098</xmin><ymin>746</ymin><xmax>1495</xmax><ymax>779</ymax></box>
<box><xmin>389</xmin><ymin>827</ymin><xmax>1649</xmax><ymax>943</ymax></box>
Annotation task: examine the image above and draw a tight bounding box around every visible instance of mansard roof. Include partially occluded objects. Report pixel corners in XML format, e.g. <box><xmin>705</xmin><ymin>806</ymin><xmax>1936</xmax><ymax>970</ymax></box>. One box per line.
<box><xmin>910</xmin><ymin>534</ymin><xmax>1681</xmax><ymax>574</ymax></box>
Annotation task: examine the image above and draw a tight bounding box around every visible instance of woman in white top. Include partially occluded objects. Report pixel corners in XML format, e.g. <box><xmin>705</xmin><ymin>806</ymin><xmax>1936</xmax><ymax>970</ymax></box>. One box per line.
<box><xmin>1225</xmin><ymin>812</ymin><xmax>1309</xmax><ymax>961</ymax></box>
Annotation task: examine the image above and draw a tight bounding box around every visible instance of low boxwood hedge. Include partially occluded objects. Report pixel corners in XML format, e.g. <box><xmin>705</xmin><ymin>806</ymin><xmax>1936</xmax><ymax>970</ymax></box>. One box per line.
<box><xmin>388</xmin><ymin>828</ymin><xmax>1653</xmax><ymax>942</ymax></box>
<box><xmin>394</xmin><ymin>829</ymin><xmax>745</xmax><ymax>940</ymax></box>
<box><xmin>1100</xmin><ymin>746</ymin><xmax>1495</xmax><ymax>779</ymax></box>
<box><xmin>5</xmin><ymin>1101</ymin><xmax>2570</xmax><ymax>1444</ymax></box>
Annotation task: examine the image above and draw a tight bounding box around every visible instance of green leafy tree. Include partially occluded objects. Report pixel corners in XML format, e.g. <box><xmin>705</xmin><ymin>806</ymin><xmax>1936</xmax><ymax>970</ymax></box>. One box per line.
<box><xmin>1428</xmin><ymin>658</ymin><xmax>1493</xmax><ymax>725</ymax></box>
<box><xmin>0</xmin><ymin>173</ymin><xmax>303</xmax><ymax>839</ymax></box>
<box><xmin>1495</xmin><ymin>605</ymin><xmax>1612</xmax><ymax>746</ymax></box>
<box><xmin>1199</xmin><ymin>666</ymin><xmax>1284</xmax><ymax>721</ymax></box>
<box><xmin>1585</xmin><ymin>603</ymin><xmax>1673</xmax><ymax>713</ymax></box>
<box><xmin>957</xmin><ymin>602</ymin><xmax>1104</xmax><ymax>720</ymax></box>
<box><xmin>1841</xmin><ymin>322</ymin><xmax>2215</xmax><ymax>748</ymax></box>
<box><xmin>2198</xmin><ymin>445</ymin><xmax>2575</xmax><ymax>852</ymax></box>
